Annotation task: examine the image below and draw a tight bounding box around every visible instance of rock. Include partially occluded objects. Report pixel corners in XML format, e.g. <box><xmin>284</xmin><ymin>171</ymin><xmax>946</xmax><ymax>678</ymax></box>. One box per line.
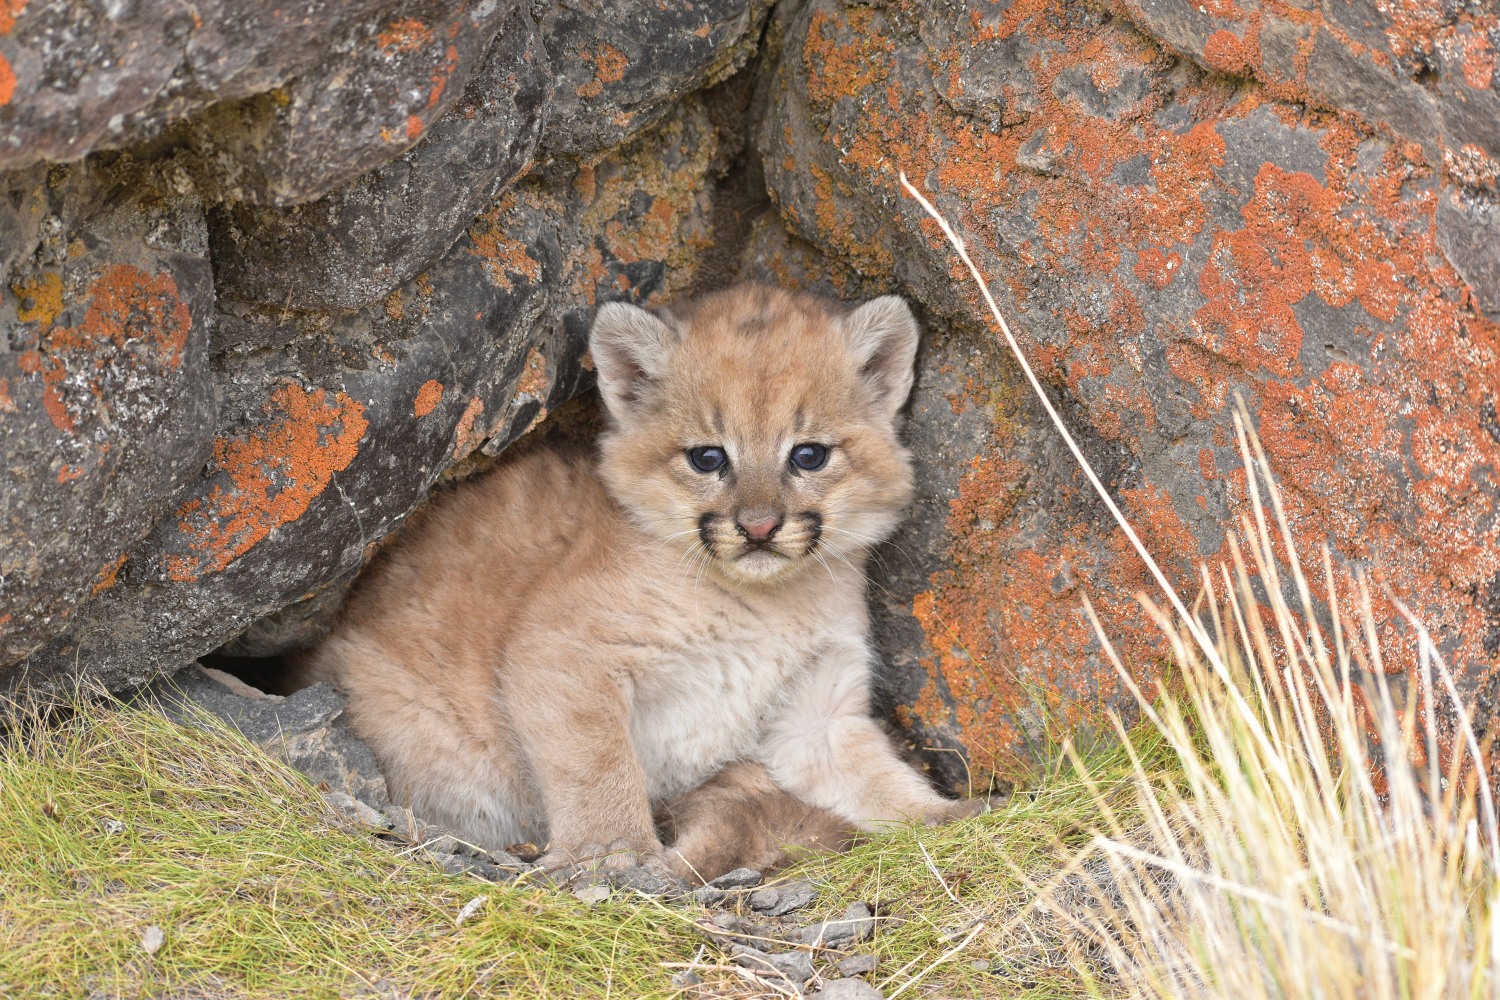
<box><xmin>670</xmin><ymin>970</ymin><xmax>702</xmax><ymax>987</ymax></box>
<box><xmin>537</xmin><ymin>0</ymin><xmax>770</xmax><ymax>159</ymax></box>
<box><xmin>0</xmin><ymin>159</ymin><xmax>215</xmax><ymax>665</ymax></box>
<box><xmin>573</xmin><ymin>884</ymin><xmax>612</xmax><ymax>905</ymax></box>
<box><xmin>836</xmin><ymin>954</ymin><xmax>878</xmax><ymax>977</ymax></box>
<box><xmin>323</xmin><ymin>791</ymin><xmax>390</xmax><ymax>831</ymax></box>
<box><xmin>792</xmin><ymin>902</ymin><xmax>876</xmax><ymax>947</ymax></box>
<box><xmin>731</xmin><ymin>945</ymin><xmax>816</xmax><ymax>985</ymax></box>
<box><xmin>208</xmin><ymin>8</ymin><xmax>551</xmax><ymax>311</ymax></box>
<box><xmin>139</xmin><ymin>925</ymin><xmax>165</xmax><ymax>956</ymax></box>
<box><xmin>750</xmin><ymin>880</ymin><xmax>818</xmax><ymax>917</ymax></box>
<box><xmin>760</xmin><ymin>0</ymin><xmax>1500</xmax><ymax>785</ymax></box>
<box><xmin>691</xmin><ymin>886</ymin><xmax>728</xmax><ymax>906</ymax></box>
<box><xmin>147</xmin><ymin>664</ymin><xmax>390</xmax><ymax>808</ymax></box>
<box><xmin>811</xmin><ymin>979</ymin><xmax>885</xmax><ymax>999</ymax></box>
<box><xmin>607</xmin><ymin>864</ymin><xmax>689</xmax><ymax>898</ymax></box>
<box><xmin>0</xmin><ymin>0</ymin><xmax>515</xmax><ymax>202</ymax></box>
<box><xmin>709</xmin><ymin>867</ymin><xmax>765</xmax><ymax>890</ymax></box>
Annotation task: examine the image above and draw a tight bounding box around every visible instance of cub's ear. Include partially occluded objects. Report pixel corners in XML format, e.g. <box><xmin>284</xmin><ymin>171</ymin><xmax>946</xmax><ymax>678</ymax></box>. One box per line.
<box><xmin>589</xmin><ymin>301</ymin><xmax>680</xmax><ymax>419</ymax></box>
<box><xmin>841</xmin><ymin>295</ymin><xmax>920</xmax><ymax>417</ymax></box>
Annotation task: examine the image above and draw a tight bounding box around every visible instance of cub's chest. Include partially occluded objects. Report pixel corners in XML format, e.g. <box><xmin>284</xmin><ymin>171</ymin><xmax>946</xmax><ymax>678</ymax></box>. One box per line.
<box><xmin>627</xmin><ymin>581</ymin><xmax>863</xmax><ymax>797</ymax></box>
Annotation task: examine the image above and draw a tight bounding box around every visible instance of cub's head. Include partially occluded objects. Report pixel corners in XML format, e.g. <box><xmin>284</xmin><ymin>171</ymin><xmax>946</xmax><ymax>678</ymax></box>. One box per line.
<box><xmin>589</xmin><ymin>284</ymin><xmax>919</xmax><ymax>586</ymax></box>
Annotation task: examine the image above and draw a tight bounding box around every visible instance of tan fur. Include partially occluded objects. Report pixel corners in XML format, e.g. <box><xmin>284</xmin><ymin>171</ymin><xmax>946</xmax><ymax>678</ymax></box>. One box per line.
<box><xmin>657</xmin><ymin>761</ymin><xmax>855</xmax><ymax>883</ymax></box>
<box><xmin>299</xmin><ymin>284</ymin><xmax>982</xmax><ymax>879</ymax></box>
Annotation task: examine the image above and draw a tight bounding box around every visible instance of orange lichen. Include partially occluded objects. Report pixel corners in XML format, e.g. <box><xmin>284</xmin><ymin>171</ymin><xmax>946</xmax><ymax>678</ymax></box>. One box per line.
<box><xmin>467</xmin><ymin>196</ymin><xmax>545</xmax><ymax>292</ymax></box>
<box><xmin>426</xmin><ymin>44</ymin><xmax>458</xmax><ymax>111</ymax></box>
<box><xmin>0</xmin><ymin>0</ymin><xmax>25</xmax><ymax>34</ymax></box>
<box><xmin>0</xmin><ymin>53</ymin><xmax>14</xmax><ymax>106</ymax></box>
<box><xmin>1457</xmin><ymin>27</ymin><xmax>1496</xmax><ymax>89</ymax></box>
<box><xmin>12</xmin><ymin>271</ymin><xmax>63</xmax><ymax>325</ymax></box>
<box><xmin>14</xmin><ymin>266</ymin><xmax>190</xmax><ymax>435</ymax></box>
<box><xmin>404</xmin><ymin>114</ymin><xmax>423</xmax><ymax>141</ymax></box>
<box><xmin>576</xmin><ymin>44</ymin><xmax>629</xmax><ymax>99</ymax></box>
<box><xmin>451</xmin><ymin>397</ymin><xmax>485</xmax><ymax>460</ymax></box>
<box><xmin>413</xmin><ymin>379</ymin><xmax>443</xmax><ymax>417</ymax></box>
<box><xmin>163</xmin><ymin>384</ymin><xmax>368</xmax><ymax>582</ymax></box>
<box><xmin>1202</xmin><ymin>28</ymin><xmax>1257</xmax><ymax>75</ymax></box>
<box><xmin>383</xmin><ymin>289</ymin><xmax>404</xmax><ymax>321</ymax></box>
<box><xmin>514</xmin><ymin>347</ymin><xmax>548</xmax><ymax>400</ymax></box>
<box><xmin>90</xmin><ymin>554</ymin><xmax>126</xmax><ymax>596</ymax></box>
<box><xmin>378</xmin><ymin>17</ymin><xmax>432</xmax><ymax>54</ymax></box>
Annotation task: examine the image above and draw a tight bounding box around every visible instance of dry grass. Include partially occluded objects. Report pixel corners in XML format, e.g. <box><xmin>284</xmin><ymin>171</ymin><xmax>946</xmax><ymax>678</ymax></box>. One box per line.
<box><xmin>902</xmin><ymin>171</ymin><xmax>1499</xmax><ymax>999</ymax></box>
<box><xmin>1037</xmin><ymin>418</ymin><xmax>1500</xmax><ymax>998</ymax></box>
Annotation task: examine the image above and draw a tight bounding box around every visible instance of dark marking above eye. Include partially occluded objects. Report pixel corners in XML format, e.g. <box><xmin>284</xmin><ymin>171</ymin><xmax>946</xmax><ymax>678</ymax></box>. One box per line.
<box><xmin>789</xmin><ymin>443</ymin><xmax>829</xmax><ymax>472</ymax></box>
<box><xmin>687</xmin><ymin>445</ymin><xmax>728</xmax><ymax>473</ymax></box>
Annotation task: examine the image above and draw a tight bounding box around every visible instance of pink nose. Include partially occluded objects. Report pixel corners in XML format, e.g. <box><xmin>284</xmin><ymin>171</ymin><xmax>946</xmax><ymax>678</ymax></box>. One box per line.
<box><xmin>737</xmin><ymin>516</ymin><xmax>781</xmax><ymax>541</ymax></box>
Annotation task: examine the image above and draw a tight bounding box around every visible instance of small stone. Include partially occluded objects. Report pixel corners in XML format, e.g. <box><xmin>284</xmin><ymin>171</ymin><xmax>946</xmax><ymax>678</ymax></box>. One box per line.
<box><xmin>708</xmin><ymin>867</ymin><xmax>763</xmax><ymax>890</ymax></box>
<box><xmin>437</xmin><ymin>853</ymin><xmax>515</xmax><ymax>882</ymax></box>
<box><xmin>731</xmin><ymin>945</ymin><xmax>816</xmax><ymax>984</ymax></box>
<box><xmin>811</xmin><ymin>979</ymin><xmax>885</xmax><ymax>999</ymax></box>
<box><xmin>324</xmin><ymin>791</ymin><xmax>390</xmax><ymax>829</ymax></box>
<box><xmin>691</xmin><ymin>886</ymin><xmax>726</xmax><ymax>906</ymax></box>
<box><xmin>609</xmin><ymin>864</ymin><xmax>688</xmax><ymax>898</ymax></box>
<box><xmin>425</xmin><ymin>833</ymin><xmax>461</xmax><ymax>856</ymax></box>
<box><xmin>670</xmin><ymin>970</ymin><xmax>702</xmax><ymax>987</ymax></box>
<box><xmin>970</xmin><ymin>959</ymin><xmax>991</xmax><ymax>971</ymax></box>
<box><xmin>573</xmin><ymin>884</ymin><xmax>611</xmax><ymax>905</ymax></box>
<box><xmin>99</xmin><ymin>818</ymin><xmax>126</xmax><ymax>835</ymax></box>
<box><xmin>793</xmin><ymin>901</ymin><xmax>875</xmax><ymax>947</ymax></box>
<box><xmin>139</xmin><ymin>925</ymin><xmax>165</xmax><ymax>955</ymax></box>
<box><xmin>751</xmin><ymin>880</ymin><xmax>817</xmax><ymax>916</ymax></box>
<box><xmin>749</xmin><ymin>887</ymin><xmax>780</xmax><ymax>911</ymax></box>
<box><xmin>836</xmin><ymin>954</ymin><xmax>877</xmax><ymax>977</ymax></box>
<box><xmin>455</xmin><ymin>895</ymin><xmax>486</xmax><ymax>926</ymax></box>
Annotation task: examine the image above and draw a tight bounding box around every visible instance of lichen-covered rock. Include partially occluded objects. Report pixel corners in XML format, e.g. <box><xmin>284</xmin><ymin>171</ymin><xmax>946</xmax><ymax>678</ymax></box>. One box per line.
<box><xmin>538</xmin><ymin>0</ymin><xmax>770</xmax><ymax>159</ymax></box>
<box><xmin>0</xmin><ymin>159</ymin><xmax>216</xmax><ymax>664</ymax></box>
<box><xmin>7</xmin><ymin>98</ymin><xmax>734</xmax><ymax>695</ymax></box>
<box><xmin>0</xmin><ymin>0</ymin><xmax>518</xmax><ymax>204</ymax></box>
<box><xmin>760</xmin><ymin>0</ymin><xmax>1500</xmax><ymax>782</ymax></box>
<box><xmin>207</xmin><ymin>7</ymin><xmax>551</xmax><ymax>311</ymax></box>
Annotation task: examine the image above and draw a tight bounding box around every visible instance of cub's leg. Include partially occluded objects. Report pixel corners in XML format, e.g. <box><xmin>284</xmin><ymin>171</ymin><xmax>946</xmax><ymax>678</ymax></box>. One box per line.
<box><xmin>503</xmin><ymin>662</ymin><xmax>666</xmax><ymax>876</ymax></box>
<box><xmin>658</xmin><ymin>761</ymin><xmax>854</xmax><ymax>884</ymax></box>
<box><xmin>760</xmin><ymin>640</ymin><xmax>987</xmax><ymax>829</ymax></box>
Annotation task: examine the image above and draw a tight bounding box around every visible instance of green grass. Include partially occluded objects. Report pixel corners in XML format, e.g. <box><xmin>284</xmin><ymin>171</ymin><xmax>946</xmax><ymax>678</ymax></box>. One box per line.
<box><xmin>0</xmin><ymin>697</ymin><xmax>1151</xmax><ymax>999</ymax></box>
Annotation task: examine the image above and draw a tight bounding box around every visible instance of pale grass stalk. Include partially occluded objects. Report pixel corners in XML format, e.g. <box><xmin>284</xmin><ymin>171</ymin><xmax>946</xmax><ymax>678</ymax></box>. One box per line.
<box><xmin>899</xmin><ymin>175</ymin><xmax>1498</xmax><ymax>997</ymax></box>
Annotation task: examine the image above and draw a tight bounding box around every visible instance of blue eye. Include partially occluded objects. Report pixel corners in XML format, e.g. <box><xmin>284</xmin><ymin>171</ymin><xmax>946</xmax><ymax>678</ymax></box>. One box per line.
<box><xmin>687</xmin><ymin>446</ymin><xmax>728</xmax><ymax>473</ymax></box>
<box><xmin>789</xmin><ymin>443</ymin><xmax>829</xmax><ymax>471</ymax></box>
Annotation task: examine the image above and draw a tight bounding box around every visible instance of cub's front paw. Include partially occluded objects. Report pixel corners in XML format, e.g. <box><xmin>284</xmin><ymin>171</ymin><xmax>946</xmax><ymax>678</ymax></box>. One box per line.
<box><xmin>923</xmin><ymin>796</ymin><xmax>990</xmax><ymax>826</ymax></box>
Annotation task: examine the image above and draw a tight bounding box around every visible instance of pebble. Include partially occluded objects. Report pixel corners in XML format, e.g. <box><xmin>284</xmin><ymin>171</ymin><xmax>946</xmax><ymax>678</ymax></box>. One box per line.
<box><xmin>691</xmin><ymin>885</ymin><xmax>726</xmax><ymax>906</ymax></box>
<box><xmin>670</xmin><ymin>970</ymin><xmax>702</xmax><ymax>987</ymax></box>
<box><xmin>455</xmin><ymin>896</ymin><xmax>486</xmax><ymax>926</ymax></box>
<box><xmin>836</xmin><ymin>953</ymin><xmax>878</xmax><ymax>977</ymax></box>
<box><xmin>608</xmin><ymin>864</ymin><xmax>688</xmax><ymax>898</ymax></box>
<box><xmin>573</xmin><ymin>884</ymin><xmax>611</xmax><ymax>905</ymax></box>
<box><xmin>810</xmin><ymin>979</ymin><xmax>885</xmax><ymax>999</ymax></box>
<box><xmin>139</xmin><ymin>925</ymin><xmax>165</xmax><ymax>955</ymax></box>
<box><xmin>750</xmin><ymin>880</ymin><xmax>817</xmax><ymax>916</ymax></box>
<box><xmin>791</xmin><ymin>901</ymin><xmax>875</xmax><ymax>946</ymax></box>
<box><xmin>323</xmin><ymin>791</ymin><xmax>390</xmax><ymax>829</ymax></box>
<box><xmin>708</xmin><ymin>867</ymin><xmax>764</xmax><ymax>890</ymax></box>
<box><xmin>731</xmin><ymin>944</ymin><xmax>816</xmax><ymax>984</ymax></box>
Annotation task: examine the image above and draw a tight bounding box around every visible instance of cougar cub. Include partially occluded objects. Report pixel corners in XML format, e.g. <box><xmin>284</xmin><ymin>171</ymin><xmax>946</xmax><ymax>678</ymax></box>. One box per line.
<box><xmin>302</xmin><ymin>284</ymin><xmax>982</xmax><ymax>879</ymax></box>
